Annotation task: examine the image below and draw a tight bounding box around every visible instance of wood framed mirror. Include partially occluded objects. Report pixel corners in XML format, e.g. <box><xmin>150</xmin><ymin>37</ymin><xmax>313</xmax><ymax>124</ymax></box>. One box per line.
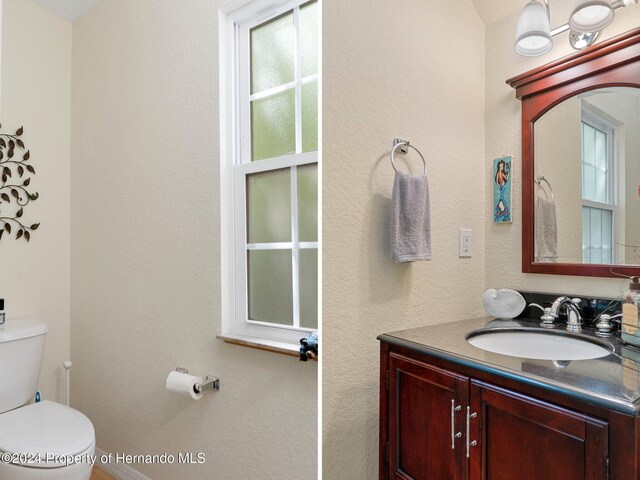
<box><xmin>507</xmin><ymin>28</ymin><xmax>640</xmax><ymax>278</ymax></box>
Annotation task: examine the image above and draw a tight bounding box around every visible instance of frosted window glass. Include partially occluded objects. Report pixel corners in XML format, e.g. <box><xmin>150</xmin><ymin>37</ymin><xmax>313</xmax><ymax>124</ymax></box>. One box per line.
<box><xmin>297</xmin><ymin>163</ymin><xmax>318</xmax><ymax>242</ymax></box>
<box><xmin>252</xmin><ymin>90</ymin><xmax>296</xmax><ymax>161</ymax></box>
<box><xmin>299</xmin><ymin>249</ymin><xmax>318</xmax><ymax>329</ymax></box>
<box><xmin>302</xmin><ymin>81</ymin><xmax>318</xmax><ymax>153</ymax></box>
<box><xmin>250</xmin><ymin>13</ymin><xmax>294</xmax><ymax>94</ymax></box>
<box><xmin>300</xmin><ymin>1</ymin><xmax>318</xmax><ymax>77</ymax></box>
<box><xmin>248</xmin><ymin>250</ymin><xmax>293</xmax><ymax>325</ymax></box>
<box><xmin>247</xmin><ymin>168</ymin><xmax>291</xmax><ymax>243</ymax></box>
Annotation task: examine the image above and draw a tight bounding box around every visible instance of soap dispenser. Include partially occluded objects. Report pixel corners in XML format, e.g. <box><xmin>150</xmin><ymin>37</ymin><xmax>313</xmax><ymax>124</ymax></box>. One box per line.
<box><xmin>622</xmin><ymin>277</ymin><xmax>640</xmax><ymax>348</ymax></box>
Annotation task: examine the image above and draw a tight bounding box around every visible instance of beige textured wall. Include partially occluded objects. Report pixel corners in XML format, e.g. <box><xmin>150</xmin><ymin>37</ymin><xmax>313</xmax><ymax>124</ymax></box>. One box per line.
<box><xmin>322</xmin><ymin>0</ymin><xmax>486</xmax><ymax>478</ymax></box>
<box><xmin>485</xmin><ymin>0</ymin><xmax>640</xmax><ymax>297</ymax></box>
<box><xmin>625</xmin><ymin>96</ymin><xmax>640</xmax><ymax>263</ymax></box>
<box><xmin>70</xmin><ymin>1</ymin><xmax>317</xmax><ymax>479</ymax></box>
<box><xmin>0</xmin><ymin>0</ymin><xmax>71</xmax><ymax>403</ymax></box>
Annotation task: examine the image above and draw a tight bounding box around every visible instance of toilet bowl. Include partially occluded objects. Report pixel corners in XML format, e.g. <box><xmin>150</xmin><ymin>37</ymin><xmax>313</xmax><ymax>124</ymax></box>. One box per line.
<box><xmin>0</xmin><ymin>319</ymin><xmax>96</xmax><ymax>480</ymax></box>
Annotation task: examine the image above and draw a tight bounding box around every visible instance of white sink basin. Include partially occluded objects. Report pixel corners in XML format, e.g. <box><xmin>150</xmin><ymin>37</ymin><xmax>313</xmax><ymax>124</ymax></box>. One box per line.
<box><xmin>466</xmin><ymin>328</ymin><xmax>613</xmax><ymax>361</ymax></box>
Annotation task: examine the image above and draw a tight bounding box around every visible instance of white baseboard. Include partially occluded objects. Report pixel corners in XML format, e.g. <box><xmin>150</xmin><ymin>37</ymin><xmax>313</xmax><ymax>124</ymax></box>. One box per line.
<box><xmin>95</xmin><ymin>448</ymin><xmax>153</xmax><ymax>480</ymax></box>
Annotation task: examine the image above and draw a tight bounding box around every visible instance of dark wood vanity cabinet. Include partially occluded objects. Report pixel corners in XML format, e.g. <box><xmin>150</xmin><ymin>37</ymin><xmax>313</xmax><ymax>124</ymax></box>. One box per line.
<box><xmin>387</xmin><ymin>353</ymin><xmax>469</xmax><ymax>479</ymax></box>
<box><xmin>380</xmin><ymin>343</ymin><xmax>618</xmax><ymax>480</ymax></box>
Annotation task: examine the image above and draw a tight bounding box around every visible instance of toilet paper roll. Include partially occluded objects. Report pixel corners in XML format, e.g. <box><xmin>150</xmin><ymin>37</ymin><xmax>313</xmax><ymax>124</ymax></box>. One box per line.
<box><xmin>166</xmin><ymin>371</ymin><xmax>203</xmax><ymax>400</ymax></box>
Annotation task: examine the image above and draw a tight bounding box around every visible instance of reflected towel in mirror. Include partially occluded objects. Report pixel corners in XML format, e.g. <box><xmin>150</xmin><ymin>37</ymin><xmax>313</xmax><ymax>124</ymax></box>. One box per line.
<box><xmin>535</xmin><ymin>196</ymin><xmax>558</xmax><ymax>262</ymax></box>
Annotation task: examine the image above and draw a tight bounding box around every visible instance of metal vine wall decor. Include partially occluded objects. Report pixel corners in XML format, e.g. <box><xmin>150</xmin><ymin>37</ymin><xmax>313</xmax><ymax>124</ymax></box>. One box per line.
<box><xmin>0</xmin><ymin>125</ymin><xmax>39</xmax><ymax>241</ymax></box>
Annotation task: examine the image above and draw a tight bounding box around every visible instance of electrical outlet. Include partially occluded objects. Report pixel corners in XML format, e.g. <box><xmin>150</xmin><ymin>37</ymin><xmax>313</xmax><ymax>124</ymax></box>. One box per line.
<box><xmin>459</xmin><ymin>228</ymin><xmax>472</xmax><ymax>257</ymax></box>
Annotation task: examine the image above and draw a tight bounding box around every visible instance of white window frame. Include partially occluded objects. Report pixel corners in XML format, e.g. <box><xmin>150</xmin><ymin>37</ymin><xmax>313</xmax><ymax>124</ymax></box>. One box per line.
<box><xmin>219</xmin><ymin>0</ymin><xmax>320</xmax><ymax>347</ymax></box>
<box><xmin>581</xmin><ymin>106</ymin><xmax>617</xmax><ymax>264</ymax></box>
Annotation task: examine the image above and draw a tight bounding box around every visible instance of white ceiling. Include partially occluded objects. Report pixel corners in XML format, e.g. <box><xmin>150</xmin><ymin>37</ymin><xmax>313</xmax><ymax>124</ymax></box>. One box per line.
<box><xmin>24</xmin><ymin>0</ymin><xmax>558</xmax><ymax>27</ymax></box>
<box><xmin>29</xmin><ymin>0</ymin><xmax>102</xmax><ymax>22</ymax></box>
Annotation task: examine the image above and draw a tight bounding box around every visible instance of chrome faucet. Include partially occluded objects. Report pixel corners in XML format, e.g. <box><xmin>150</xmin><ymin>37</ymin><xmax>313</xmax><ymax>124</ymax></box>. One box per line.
<box><xmin>548</xmin><ymin>296</ymin><xmax>583</xmax><ymax>332</ymax></box>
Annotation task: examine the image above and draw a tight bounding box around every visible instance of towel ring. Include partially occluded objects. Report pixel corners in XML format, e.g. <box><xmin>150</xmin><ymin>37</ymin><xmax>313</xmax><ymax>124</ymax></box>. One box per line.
<box><xmin>535</xmin><ymin>175</ymin><xmax>554</xmax><ymax>201</ymax></box>
<box><xmin>390</xmin><ymin>139</ymin><xmax>427</xmax><ymax>175</ymax></box>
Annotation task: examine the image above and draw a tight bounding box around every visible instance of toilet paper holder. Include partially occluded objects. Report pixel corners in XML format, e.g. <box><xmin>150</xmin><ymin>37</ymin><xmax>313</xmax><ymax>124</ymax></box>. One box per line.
<box><xmin>176</xmin><ymin>367</ymin><xmax>220</xmax><ymax>393</ymax></box>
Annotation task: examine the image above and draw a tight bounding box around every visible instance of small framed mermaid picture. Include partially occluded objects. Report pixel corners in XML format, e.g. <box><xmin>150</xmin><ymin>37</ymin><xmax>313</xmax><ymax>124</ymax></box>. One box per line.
<box><xmin>493</xmin><ymin>156</ymin><xmax>512</xmax><ymax>223</ymax></box>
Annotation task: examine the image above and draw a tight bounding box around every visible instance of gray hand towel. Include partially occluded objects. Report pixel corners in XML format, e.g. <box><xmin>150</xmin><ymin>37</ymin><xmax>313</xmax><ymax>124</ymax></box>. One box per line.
<box><xmin>535</xmin><ymin>196</ymin><xmax>558</xmax><ymax>263</ymax></box>
<box><xmin>390</xmin><ymin>171</ymin><xmax>431</xmax><ymax>263</ymax></box>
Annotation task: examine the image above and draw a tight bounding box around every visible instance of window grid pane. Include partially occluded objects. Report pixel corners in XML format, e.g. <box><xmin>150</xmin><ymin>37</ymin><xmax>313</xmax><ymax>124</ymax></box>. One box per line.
<box><xmin>299</xmin><ymin>248</ymin><xmax>318</xmax><ymax>329</ymax></box>
<box><xmin>602</xmin><ymin>208</ymin><xmax>613</xmax><ymax>264</ymax></box>
<box><xmin>245</xmin><ymin>163</ymin><xmax>318</xmax><ymax>328</ymax></box>
<box><xmin>582</xmin><ymin>206</ymin><xmax>613</xmax><ymax>265</ymax></box>
<box><xmin>300</xmin><ymin>1</ymin><xmax>318</xmax><ymax>77</ymax></box>
<box><xmin>248</xmin><ymin>249</ymin><xmax>293</xmax><ymax>325</ymax></box>
<box><xmin>590</xmin><ymin>208</ymin><xmax>602</xmax><ymax>264</ymax></box>
<box><xmin>250</xmin><ymin>12</ymin><xmax>295</xmax><ymax>94</ymax></box>
<box><xmin>302</xmin><ymin>81</ymin><xmax>318</xmax><ymax>153</ymax></box>
<box><xmin>249</xmin><ymin>2</ymin><xmax>318</xmax><ymax>161</ymax></box>
<box><xmin>297</xmin><ymin>162</ymin><xmax>318</xmax><ymax>242</ymax></box>
<box><xmin>582</xmin><ymin>122</ymin><xmax>610</xmax><ymax>204</ymax></box>
<box><xmin>582</xmin><ymin>117</ymin><xmax>614</xmax><ymax>265</ymax></box>
<box><xmin>251</xmin><ymin>90</ymin><xmax>296</xmax><ymax>161</ymax></box>
<box><xmin>243</xmin><ymin>1</ymin><xmax>318</xmax><ymax>330</ymax></box>
<box><xmin>247</xmin><ymin>168</ymin><xmax>292</xmax><ymax>243</ymax></box>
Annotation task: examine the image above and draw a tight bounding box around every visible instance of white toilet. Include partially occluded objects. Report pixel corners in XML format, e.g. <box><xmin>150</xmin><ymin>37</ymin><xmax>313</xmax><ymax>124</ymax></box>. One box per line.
<box><xmin>0</xmin><ymin>319</ymin><xmax>95</xmax><ymax>480</ymax></box>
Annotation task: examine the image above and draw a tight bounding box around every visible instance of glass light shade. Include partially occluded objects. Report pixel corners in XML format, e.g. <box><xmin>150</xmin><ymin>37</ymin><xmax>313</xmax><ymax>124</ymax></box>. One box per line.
<box><xmin>515</xmin><ymin>1</ymin><xmax>553</xmax><ymax>56</ymax></box>
<box><xmin>569</xmin><ymin>0</ymin><xmax>614</xmax><ymax>33</ymax></box>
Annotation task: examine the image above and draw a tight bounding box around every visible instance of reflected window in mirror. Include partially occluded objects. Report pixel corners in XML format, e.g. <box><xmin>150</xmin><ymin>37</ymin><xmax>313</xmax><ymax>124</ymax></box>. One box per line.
<box><xmin>581</xmin><ymin>105</ymin><xmax>616</xmax><ymax>264</ymax></box>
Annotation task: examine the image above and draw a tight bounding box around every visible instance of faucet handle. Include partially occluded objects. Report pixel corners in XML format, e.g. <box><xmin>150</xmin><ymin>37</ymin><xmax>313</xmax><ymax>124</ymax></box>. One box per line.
<box><xmin>595</xmin><ymin>313</ymin><xmax>623</xmax><ymax>337</ymax></box>
<box><xmin>529</xmin><ymin>303</ymin><xmax>556</xmax><ymax>329</ymax></box>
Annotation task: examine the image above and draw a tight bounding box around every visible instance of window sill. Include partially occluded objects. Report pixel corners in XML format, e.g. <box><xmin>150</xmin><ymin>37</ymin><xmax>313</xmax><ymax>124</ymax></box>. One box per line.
<box><xmin>217</xmin><ymin>332</ymin><xmax>304</xmax><ymax>358</ymax></box>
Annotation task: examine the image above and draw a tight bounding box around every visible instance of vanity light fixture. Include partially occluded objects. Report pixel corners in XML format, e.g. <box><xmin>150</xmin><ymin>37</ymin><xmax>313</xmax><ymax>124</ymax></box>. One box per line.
<box><xmin>515</xmin><ymin>0</ymin><xmax>553</xmax><ymax>56</ymax></box>
<box><xmin>515</xmin><ymin>0</ymin><xmax>638</xmax><ymax>56</ymax></box>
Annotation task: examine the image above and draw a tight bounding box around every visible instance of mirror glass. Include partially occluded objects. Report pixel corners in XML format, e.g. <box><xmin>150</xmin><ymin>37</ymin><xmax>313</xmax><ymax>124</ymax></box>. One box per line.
<box><xmin>534</xmin><ymin>87</ymin><xmax>640</xmax><ymax>265</ymax></box>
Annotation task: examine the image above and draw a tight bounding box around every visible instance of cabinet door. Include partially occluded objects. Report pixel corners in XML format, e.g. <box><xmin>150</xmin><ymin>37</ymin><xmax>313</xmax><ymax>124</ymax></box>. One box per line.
<box><xmin>388</xmin><ymin>353</ymin><xmax>469</xmax><ymax>480</ymax></box>
<box><xmin>469</xmin><ymin>381</ymin><xmax>609</xmax><ymax>480</ymax></box>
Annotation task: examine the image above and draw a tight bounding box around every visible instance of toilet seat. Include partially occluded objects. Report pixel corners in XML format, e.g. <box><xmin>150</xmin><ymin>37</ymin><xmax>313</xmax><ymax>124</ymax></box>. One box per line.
<box><xmin>0</xmin><ymin>401</ymin><xmax>95</xmax><ymax>468</ymax></box>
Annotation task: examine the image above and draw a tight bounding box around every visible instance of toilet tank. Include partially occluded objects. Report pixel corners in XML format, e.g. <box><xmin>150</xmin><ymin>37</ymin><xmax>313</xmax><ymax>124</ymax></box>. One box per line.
<box><xmin>0</xmin><ymin>319</ymin><xmax>47</xmax><ymax>413</ymax></box>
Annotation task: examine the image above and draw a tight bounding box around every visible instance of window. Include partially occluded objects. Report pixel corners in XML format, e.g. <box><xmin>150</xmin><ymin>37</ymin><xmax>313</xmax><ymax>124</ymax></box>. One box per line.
<box><xmin>581</xmin><ymin>107</ymin><xmax>615</xmax><ymax>264</ymax></box>
<box><xmin>220</xmin><ymin>0</ymin><xmax>319</xmax><ymax>347</ymax></box>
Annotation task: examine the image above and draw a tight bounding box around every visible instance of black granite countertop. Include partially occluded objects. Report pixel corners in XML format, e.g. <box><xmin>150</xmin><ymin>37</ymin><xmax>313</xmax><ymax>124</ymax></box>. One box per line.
<box><xmin>378</xmin><ymin>317</ymin><xmax>640</xmax><ymax>416</ymax></box>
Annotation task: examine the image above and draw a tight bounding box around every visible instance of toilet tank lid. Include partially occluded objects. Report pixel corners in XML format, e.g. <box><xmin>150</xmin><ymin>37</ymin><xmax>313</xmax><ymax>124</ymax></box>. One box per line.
<box><xmin>0</xmin><ymin>318</ymin><xmax>47</xmax><ymax>343</ymax></box>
